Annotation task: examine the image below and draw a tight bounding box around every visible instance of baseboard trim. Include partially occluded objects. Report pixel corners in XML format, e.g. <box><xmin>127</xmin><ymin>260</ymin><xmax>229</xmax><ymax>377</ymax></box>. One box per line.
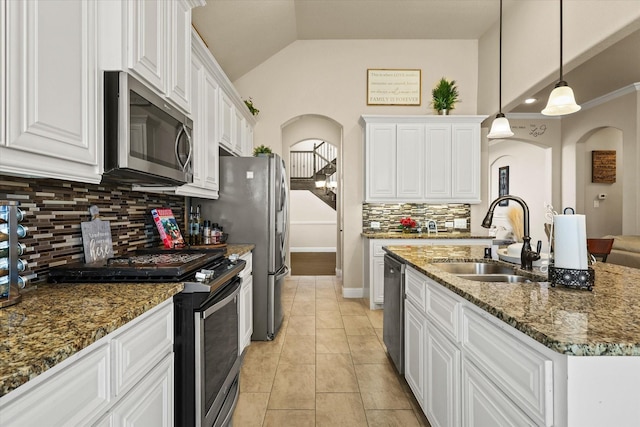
<box><xmin>342</xmin><ymin>287</ymin><xmax>364</xmax><ymax>298</ymax></box>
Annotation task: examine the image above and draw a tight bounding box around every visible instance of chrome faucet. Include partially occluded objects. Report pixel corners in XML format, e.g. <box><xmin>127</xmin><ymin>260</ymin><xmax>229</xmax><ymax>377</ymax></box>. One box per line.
<box><xmin>481</xmin><ymin>195</ymin><xmax>541</xmax><ymax>270</ymax></box>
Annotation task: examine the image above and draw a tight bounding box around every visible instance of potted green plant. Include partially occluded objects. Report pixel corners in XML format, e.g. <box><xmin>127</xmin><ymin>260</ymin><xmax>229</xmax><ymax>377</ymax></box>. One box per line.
<box><xmin>243</xmin><ymin>97</ymin><xmax>260</xmax><ymax>116</ymax></box>
<box><xmin>431</xmin><ymin>78</ymin><xmax>460</xmax><ymax>114</ymax></box>
<box><xmin>253</xmin><ymin>144</ymin><xmax>272</xmax><ymax>157</ymax></box>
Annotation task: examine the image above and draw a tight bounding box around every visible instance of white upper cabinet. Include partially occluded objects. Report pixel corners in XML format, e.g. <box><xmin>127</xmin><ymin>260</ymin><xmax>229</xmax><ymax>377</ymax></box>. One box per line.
<box><xmin>398</xmin><ymin>124</ymin><xmax>426</xmax><ymax>199</ymax></box>
<box><xmin>127</xmin><ymin>0</ymin><xmax>165</xmax><ymax>92</ymax></box>
<box><xmin>100</xmin><ymin>0</ymin><xmax>204</xmax><ymax>115</ymax></box>
<box><xmin>1</xmin><ymin>0</ymin><xmax>101</xmax><ymax>183</ymax></box>
<box><xmin>361</xmin><ymin>115</ymin><xmax>485</xmax><ymax>203</ymax></box>
<box><xmin>426</xmin><ymin>121</ymin><xmax>481</xmax><ymax>202</ymax></box>
<box><xmin>166</xmin><ymin>0</ymin><xmax>193</xmax><ymax>111</ymax></box>
<box><xmin>218</xmin><ymin>90</ymin><xmax>255</xmax><ymax>156</ymax></box>
<box><xmin>176</xmin><ymin>31</ymin><xmax>219</xmax><ymax>199</ymax></box>
<box><xmin>219</xmin><ymin>91</ymin><xmax>234</xmax><ymax>149</ymax></box>
<box><xmin>365</xmin><ymin>123</ymin><xmax>396</xmax><ymax>200</ymax></box>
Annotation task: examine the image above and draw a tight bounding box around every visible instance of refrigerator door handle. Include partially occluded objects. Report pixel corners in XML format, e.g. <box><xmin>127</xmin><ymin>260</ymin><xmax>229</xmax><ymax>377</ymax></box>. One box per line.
<box><xmin>275</xmin><ymin>265</ymin><xmax>289</xmax><ymax>280</ymax></box>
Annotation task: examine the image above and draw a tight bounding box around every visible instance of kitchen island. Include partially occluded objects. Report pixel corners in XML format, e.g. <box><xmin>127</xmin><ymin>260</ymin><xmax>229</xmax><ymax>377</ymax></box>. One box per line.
<box><xmin>385</xmin><ymin>244</ymin><xmax>640</xmax><ymax>427</ymax></box>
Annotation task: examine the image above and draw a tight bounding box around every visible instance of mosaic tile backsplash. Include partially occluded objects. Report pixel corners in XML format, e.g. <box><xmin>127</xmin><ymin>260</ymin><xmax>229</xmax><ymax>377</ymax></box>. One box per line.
<box><xmin>362</xmin><ymin>203</ymin><xmax>471</xmax><ymax>233</ymax></box>
<box><xmin>0</xmin><ymin>176</ymin><xmax>185</xmax><ymax>288</ymax></box>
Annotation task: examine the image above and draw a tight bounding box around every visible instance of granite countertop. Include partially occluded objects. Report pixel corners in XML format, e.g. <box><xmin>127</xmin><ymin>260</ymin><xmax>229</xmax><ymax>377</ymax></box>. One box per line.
<box><xmin>362</xmin><ymin>231</ymin><xmax>493</xmax><ymax>239</ymax></box>
<box><xmin>225</xmin><ymin>243</ymin><xmax>255</xmax><ymax>256</ymax></box>
<box><xmin>0</xmin><ymin>282</ymin><xmax>183</xmax><ymax>397</ymax></box>
<box><xmin>384</xmin><ymin>244</ymin><xmax>640</xmax><ymax>357</ymax></box>
<box><xmin>0</xmin><ymin>245</ymin><xmax>255</xmax><ymax>398</ymax></box>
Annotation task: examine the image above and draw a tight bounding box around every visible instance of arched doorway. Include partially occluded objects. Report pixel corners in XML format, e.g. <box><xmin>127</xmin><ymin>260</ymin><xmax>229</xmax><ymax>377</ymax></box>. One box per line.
<box><xmin>288</xmin><ymin>139</ymin><xmax>338</xmax><ymax>275</ymax></box>
<box><xmin>281</xmin><ymin>115</ymin><xmax>343</xmax><ymax>276</ymax></box>
<box><xmin>488</xmin><ymin>139</ymin><xmax>553</xmax><ymax>251</ymax></box>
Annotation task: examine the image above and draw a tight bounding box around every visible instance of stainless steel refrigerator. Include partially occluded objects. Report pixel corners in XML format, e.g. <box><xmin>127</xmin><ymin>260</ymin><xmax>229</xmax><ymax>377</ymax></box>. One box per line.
<box><xmin>199</xmin><ymin>154</ymin><xmax>289</xmax><ymax>340</ymax></box>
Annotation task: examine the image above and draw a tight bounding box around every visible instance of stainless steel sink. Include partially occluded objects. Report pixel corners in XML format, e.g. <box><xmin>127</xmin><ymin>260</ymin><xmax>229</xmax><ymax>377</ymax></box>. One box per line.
<box><xmin>432</xmin><ymin>262</ymin><xmax>533</xmax><ymax>283</ymax></box>
<box><xmin>432</xmin><ymin>262</ymin><xmax>518</xmax><ymax>275</ymax></box>
<box><xmin>455</xmin><ymin>274</ymin><xmax>532</xmax><ymax>283</ymax></box>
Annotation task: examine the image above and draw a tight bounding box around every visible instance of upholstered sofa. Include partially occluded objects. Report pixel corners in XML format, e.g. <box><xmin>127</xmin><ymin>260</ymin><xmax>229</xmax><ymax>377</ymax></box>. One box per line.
<box><xmin>603</xmin><ymin>235</ymin><xmax>640</xmax><ymax>269</ymax></box>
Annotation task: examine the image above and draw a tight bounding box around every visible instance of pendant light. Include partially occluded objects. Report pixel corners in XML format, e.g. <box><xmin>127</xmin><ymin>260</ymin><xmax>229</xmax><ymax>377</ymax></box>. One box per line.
<box><xmin>487</xmin><ymin>0</ymin><xmax>514</xmax><ymax>139</ymax></box>
<box><xmin>541</xmin><ymin>0</ymin><xmax>581</xmax><ymax>116</ymax></box>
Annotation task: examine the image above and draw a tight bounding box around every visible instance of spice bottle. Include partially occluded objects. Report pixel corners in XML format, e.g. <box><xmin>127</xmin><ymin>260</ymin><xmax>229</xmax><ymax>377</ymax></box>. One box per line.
<box><xmin>203</xmin><ymin>220</ymin><xmax>211</xmax><ymax>245</ymax></box>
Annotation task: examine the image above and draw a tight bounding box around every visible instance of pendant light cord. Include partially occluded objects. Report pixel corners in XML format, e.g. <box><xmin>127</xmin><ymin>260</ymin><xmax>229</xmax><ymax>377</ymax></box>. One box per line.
<box><xmin>559</xmin><ymin>0</ymin><xmax>564</xmax><ymax>81</ymax></box>
<box><xmin>498</xmin><ymin>0</ymin><xmax>503</xmax><ymax>113</ymax></box>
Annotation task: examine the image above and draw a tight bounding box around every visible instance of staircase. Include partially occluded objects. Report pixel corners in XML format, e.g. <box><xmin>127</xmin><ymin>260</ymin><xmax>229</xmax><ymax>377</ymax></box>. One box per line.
<box><xmin>290</xmin><ymin>141</ymin><xmax>337</xmax><ymax>210</ymax></box>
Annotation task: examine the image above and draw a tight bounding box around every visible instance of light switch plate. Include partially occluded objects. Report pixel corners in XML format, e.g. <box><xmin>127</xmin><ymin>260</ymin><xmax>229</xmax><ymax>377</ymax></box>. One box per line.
<box><xmin>454</xmin><ymin>219</ymin><xmax>467</xmax><ymax>229</ymax></box>
<box><xmin>370</xmin><ymin>221</ymin><xmax>381</xmax><ymax>229</ymax></box>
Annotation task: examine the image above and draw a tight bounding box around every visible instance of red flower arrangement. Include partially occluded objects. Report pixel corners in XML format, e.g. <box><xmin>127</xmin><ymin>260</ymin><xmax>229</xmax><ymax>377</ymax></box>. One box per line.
<box><xmin>400</xmin><ymin>217</ymin><xmax>417</xmax><ymax>229</ymax></box>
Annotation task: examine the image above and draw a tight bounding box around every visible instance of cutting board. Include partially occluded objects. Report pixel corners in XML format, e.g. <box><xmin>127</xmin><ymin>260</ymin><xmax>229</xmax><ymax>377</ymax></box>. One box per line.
<box><xmin>81</xmin><ymin>206</ymin><xmax>114</xmax><ymax>263</ymax></box>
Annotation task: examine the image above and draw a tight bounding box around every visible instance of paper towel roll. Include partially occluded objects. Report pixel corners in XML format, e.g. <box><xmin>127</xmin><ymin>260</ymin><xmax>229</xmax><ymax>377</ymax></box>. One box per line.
<box><xmin>553</xmin><ymin>214</ymin><xmax>588</xmax><ymax>269</ymax></box>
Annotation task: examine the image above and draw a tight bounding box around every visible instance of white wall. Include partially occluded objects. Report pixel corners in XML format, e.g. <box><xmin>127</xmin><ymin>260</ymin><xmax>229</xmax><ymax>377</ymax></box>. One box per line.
<box><xmin>289</xmin><ymin>190</ymin><xmax>337</xmax><ymax>251</ymax></box>
<box><xmin>235</xmin><ymin>39</ymin><xmax>479</xmax><ymax>289</ymax></box>
<box><xmin>489</xmin><ymin>138</ymin><xmax>553</xmax><ymax>251</ymax></box>
<box><xmin>562</xmin><ymin>86</ymin><xmax>640</xmax><ymax>235</ymax></box>
<box><xmin>230</xmin><ymin>4</ymin><xmax>640</xmax><ymax>291</ymax></box>
<box><xmin>478</xmin><ymin>1</ymin><xmax>640</xmax><ymax>115</ymax></box>
<box><xmin>577</xmin><ymin>127</ymin><xmax>624</xmax><ymax>237</ymax></box>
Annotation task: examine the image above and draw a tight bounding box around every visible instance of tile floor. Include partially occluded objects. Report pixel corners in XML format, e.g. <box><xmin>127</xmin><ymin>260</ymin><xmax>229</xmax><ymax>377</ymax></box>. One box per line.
<box><xmin>232</xmin><ymin>275</ymin><xmax>431</xmax><ymax>427</ymax></box>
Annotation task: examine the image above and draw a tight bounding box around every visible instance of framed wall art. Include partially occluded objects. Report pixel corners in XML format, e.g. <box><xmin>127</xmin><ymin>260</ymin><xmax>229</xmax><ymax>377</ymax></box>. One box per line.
<box><xmin>498</xmin><ymin>166</ymin><xmax>509</xmax><ymax>206</ymax></box>
<box><xmin>592</xmin><ymin>150</ymin><xmax>616</xmax><ymax>183</ymax></box>
<box><xmin>367</xmin><ymin>69</ymin><xmax>421</xmax><ymax>106</ymax></box>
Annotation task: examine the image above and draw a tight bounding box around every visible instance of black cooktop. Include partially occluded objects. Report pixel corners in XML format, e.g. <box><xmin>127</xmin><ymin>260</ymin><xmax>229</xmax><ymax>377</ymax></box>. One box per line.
<box><xmin>49</xmin><ymin>248</ymin><xmax>227</xmax><ymax>283</ymax></box>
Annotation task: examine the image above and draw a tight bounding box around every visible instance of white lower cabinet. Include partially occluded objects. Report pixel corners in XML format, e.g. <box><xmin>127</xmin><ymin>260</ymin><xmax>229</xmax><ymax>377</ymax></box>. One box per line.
<box><xmin>426</xmin><ymin>325</ymin><xmax>461</xmax><ymax>427</ymax></box>
<box><xmin>462</xmin><ymin>360</ymin><xmax>537</xmax><ymax>427</ymax></box>
<box><xmin>403</xmin><ymin>266</ymin><xmax>551</xmax><ymax>427</ymax></box>
<box><xmin>461</xmin><ymin>307</ymin><xmax>553</xmax><ymax>426</ymax></box>
<box><xmin>0</xmin><ymin>299</ymin><xmax>174</xmax><ymax>426</ymax></box>
<box><xmin>0</xmin><ymin>344</ymin><xmax>110</xmax><ymax>426</ymax></box>
<box><xmin>404</xmin><ymin>299</ymin><xmax>426</xmax><ymax>405</ymax></box>
<box><xmin>239</xmin><ymin>251</ymin><xmax>254</xmax><ymax>353</ymax></box>
<box><xmin>96</xmin><ymin>354</ymin><xmax>174</xmax><ymax>427</ymax></box>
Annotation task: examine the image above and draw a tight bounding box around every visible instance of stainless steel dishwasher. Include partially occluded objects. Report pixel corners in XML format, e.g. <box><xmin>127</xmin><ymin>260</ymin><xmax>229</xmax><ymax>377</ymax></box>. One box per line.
<box><xmin>383</xmin><ymin>254</ymin><xmax>405</xmax><ymax>374</ymax></box>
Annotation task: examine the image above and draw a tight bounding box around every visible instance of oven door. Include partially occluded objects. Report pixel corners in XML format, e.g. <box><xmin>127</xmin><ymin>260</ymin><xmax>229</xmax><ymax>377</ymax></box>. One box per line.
<box><xmin>194</xmin><ymin>277</ymin><xmax>241</xmax><ymax>427</ymax></box>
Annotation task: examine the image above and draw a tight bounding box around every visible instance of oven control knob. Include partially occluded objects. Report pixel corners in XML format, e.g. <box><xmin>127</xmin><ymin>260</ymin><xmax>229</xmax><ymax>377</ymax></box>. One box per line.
<box><xmin>195</xmin><ymin>269</ymin><xmax>214</xmax><ymax>282</ymax></box>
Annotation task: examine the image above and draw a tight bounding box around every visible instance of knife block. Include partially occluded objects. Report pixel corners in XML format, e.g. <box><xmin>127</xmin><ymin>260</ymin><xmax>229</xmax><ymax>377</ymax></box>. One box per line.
<box><xmin>1</xmin><ymin>201</ymin><xmax>25</xmax><ymax>308</ymax></box>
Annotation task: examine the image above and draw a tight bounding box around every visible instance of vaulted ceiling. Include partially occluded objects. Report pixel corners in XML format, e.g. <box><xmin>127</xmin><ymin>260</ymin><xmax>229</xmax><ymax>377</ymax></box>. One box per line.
<box><xmin>192</xmin><ymin>0</ymin><xmax>640</xmax><ymax>113</ymax></box>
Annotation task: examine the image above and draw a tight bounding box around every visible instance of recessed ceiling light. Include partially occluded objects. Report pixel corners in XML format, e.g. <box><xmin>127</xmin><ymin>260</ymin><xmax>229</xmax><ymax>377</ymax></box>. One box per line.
<box><xmin>525</xmin><ymin>98</ymin><xmax>537</xmax><ymax>104</ymax></box>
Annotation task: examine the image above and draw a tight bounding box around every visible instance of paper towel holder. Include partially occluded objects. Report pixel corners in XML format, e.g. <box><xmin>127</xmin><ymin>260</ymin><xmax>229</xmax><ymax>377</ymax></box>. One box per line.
<box><xmin>548</xmin><ymin>265</ymin><xmax>594</xmax><ymax>291</ymax></box>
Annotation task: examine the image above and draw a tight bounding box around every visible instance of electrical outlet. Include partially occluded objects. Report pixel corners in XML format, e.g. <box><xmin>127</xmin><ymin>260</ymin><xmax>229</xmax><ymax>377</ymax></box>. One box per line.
<box><xmin>370</xmin><ymin>221</ymin><xmax>381</xmax><ymax>229</ymax></box>
<box><xmin>445</xmin><ymin>221</ymin><xmax>454</xmax><ymax>229</ymax></box>
<box><xmin>594</xmin><ymin>200</ymin><xmax>600</xmax><ymax>208</ymax></box>
<box><xmin>454</xmin><ymin>219</ymin><xmax>467</xmax><ymax>229</ymax></box>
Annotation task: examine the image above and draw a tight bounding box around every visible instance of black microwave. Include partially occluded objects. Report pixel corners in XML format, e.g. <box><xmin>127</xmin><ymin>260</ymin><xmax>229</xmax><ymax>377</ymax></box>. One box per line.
<box><xmin>103</xmin><ymin>71</ymin><xmax>193</xmax><ymax>185</ymax></box>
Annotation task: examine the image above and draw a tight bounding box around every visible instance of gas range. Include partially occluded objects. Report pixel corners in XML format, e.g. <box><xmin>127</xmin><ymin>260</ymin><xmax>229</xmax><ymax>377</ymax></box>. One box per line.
<box><xmin>48</xmin><ymin>248</ymin><xmax>243</xmax><ymax>291</ymax></box>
